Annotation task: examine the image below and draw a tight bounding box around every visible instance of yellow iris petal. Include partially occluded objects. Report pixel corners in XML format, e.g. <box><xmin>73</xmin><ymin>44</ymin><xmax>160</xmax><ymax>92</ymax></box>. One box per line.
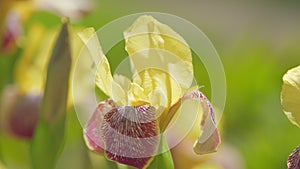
<box><xmin>79</xmin><ymin>28</ymin><xmax>127</xmax><ymax>106</ymax></box>
<box><xmin>127</xmin><ymin>82</ymin><xmax>149</xmax><ymax>106</ymax></box>
<box><xmin>124</xmin><ymin>15</ymin><xmax>194</xmax><ymax>89</ymax></box>
<box><xmin>281</xmin><ymin>65</ymin><xmax>300</xmax><ymax>127</ymax></box>
<box><xmin>113</xmin><ymin>74</ymin><xmax>131</xmax><ymax>92</ymax></box>
<box><xmin>78</xmin><ymin>28</ymin><xmax>113</xmax><ymax>96</ymax></box>
<box><xmin>124</xmin><ymin>15</ymin><xmax>193</xmax><ymax>107</ymax></box>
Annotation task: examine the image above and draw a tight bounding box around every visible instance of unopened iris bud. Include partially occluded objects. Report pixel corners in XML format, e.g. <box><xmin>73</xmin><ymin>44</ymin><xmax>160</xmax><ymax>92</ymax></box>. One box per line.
<box><xmin>0</xmin><ymin>86</ymin><xmax>41</xmax><ymax>139</ymax></box>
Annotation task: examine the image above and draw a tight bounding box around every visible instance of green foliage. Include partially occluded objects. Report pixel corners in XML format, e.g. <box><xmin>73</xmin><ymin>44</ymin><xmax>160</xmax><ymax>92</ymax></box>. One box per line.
<box><xmin>30</xmin><ymin>19</ymin><xmax>71</xmax><ymax>169</ymax></box>
<box><xmin>147</xmin><ymin>136</ymin><xmax>174</xmax><ymax>169</ymax></box>
<box><xmin>1</xmin><ymin>1</ymin><xmax>300</xmax><ymax>169</ymax></box>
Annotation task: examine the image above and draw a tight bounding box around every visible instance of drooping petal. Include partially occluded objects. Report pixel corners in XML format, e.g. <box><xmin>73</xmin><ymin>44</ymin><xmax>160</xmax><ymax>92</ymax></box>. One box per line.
<box><xmin>84</xmin><ymin>99</ymin><xmax>160</xmax><ymax>169</ymax></box>
<box><xmin>163</xmin><ymin>90</ymin><xmax>221</xmax><ymax>154</ymax></box>
<box><xmin>184</xmin><ymin>91</ymin><xmax>220</xmax><ymax>154</ymax></box>
<box><xmin>84</xmin><ymin>99</ymin><xmax>115</xmax><ymax>154</ymax></box>
<box><xmin>281</xmin><ymin>65</ymin><xmax>300</xmax><ymax>127</ymax></box>
<box><xmin>288</xmin><ymin>146</ymin><xmax>300</xmax><ymax>169</ymax></box>
<box><xmin>102</xmin><ymin>105</ymin><xmax>160</xmax><ymax>169</ymax></box>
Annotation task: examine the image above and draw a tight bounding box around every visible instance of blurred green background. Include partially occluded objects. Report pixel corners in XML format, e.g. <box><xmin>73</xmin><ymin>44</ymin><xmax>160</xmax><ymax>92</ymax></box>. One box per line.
<box><xmin>1</xmin><ymin>0</ymin><xmax>300</xmax><ymax>169</ymax></box>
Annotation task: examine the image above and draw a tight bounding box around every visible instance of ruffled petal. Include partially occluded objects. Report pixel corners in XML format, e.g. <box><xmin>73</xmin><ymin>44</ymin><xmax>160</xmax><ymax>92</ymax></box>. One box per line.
<box><xmin>281</xmin><ymin>65</ymin><xmax>300</xmax><ymax>127</ymax></box>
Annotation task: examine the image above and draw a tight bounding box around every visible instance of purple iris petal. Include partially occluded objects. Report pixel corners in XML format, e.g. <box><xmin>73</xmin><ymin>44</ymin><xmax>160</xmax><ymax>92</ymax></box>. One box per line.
<box><xmin>84</xmin><ymin>99</ymin><xmax>159</xmax><ymax>169</ymax></box>
<box><xmin>288</xmin><ymin>146</ymin><xmax>300</xmax><ymax>169</ymax></box>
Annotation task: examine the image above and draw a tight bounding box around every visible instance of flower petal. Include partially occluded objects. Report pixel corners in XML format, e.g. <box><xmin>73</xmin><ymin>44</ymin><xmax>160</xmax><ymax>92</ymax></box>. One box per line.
<box><xmin>78</xmin><ymin>28</ymin><xmax>127</xmax><ymax>105</ymax></box>
<box><xmin>84</xmin><ymin>99</ymin><xmax>160</xmax><ymax>169</ymax></box>
<box><xmin>113</xmin><ymin>74</ymin><xmax>131</xmax><ymax>92</ymax></box>
<box><xmin>183</xmin><ymin>91</ymin><xmax>220</xmax><ymax>154</ymax></box>
<box><xmin>84</xmin><ymin>99</ymin><xmax>115</xmax><ymax>154</ymax></box>
<box><xmin>124</xmin><ymin>15</ymin><xmax>193</xmax><ymax>106</ymax></box>
<box><xmin>102</xmin><ymin>105</ymin><xmax>159</xmax><ymax>169</ymax></box>
<box><xmin>78</xmin><ymin>28</ymin><xmax>113</xmax><ymax>96</ymax></box>
<box><xmin>288</xmin><ymin>146</ymin><xmax>300</xmax><ymax>169</ymax></box>
<box><xmin>132</xmin><ymin>68</ymin><xmax>182</xmax><ymax>109</ymax></box>
<box><xmin>124</xmin><ymin>15</ymin><xmax>193</xmax><ymax>89</ymax></box>
<box><xmin>163</xmin><ymin>90</ymin><xmax>221</xmax><ymax>155</ymax></box>
<box><xmin>281</xmin><ymin>65</ymin><xmax>300</xmax><ymax>127</ymax></box>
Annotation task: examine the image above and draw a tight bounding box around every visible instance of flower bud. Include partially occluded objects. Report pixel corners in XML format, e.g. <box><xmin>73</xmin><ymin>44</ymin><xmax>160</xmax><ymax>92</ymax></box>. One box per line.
<box><xmin>0</xmin><ymin>86</ymin><xmax>41</xmax><ymax>139</ymax></box>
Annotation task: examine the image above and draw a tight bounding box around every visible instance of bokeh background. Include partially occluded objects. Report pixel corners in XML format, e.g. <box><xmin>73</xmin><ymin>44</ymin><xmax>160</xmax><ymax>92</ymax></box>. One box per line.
<box><xmin>1</xmin><ymin>0</ymin><xmax>300</xmax><ymax>169</ymax></box>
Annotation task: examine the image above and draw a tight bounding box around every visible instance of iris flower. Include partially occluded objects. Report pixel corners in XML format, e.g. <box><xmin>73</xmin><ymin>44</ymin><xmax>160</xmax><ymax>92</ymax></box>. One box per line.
<box><xmin>281</xmin><ymin>65</ymin><xmax>300</xmax><ymax>169</ymax></box>
<box><xmin>281</xmin><ymin>65</ymin><xmax>300</xmax><ymax>127</ymax></box>
<box><xmin>81</xmin><ymin>15</ymin><xmax>221</xmax><ymax>169</ymax></box>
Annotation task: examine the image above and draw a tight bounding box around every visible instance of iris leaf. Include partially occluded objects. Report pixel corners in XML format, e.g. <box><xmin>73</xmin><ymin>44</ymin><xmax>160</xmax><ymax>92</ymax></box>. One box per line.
<box><xmin>147</xmin><ymin>136</ymin><xmax>174</xmax><ymax>169</ymax></box>
<box><xmin>30</xmin><ymin>18</ymin><xmax>71</xmax><ymax>169</ymax></box>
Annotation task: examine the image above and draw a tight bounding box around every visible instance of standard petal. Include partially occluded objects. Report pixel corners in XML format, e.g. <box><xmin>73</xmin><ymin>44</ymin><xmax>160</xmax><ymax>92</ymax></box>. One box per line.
<box><xmin>124</xmin><ymin>15</ymin><xmax>193</xmax><ymax>90</ymax></box>
<box><xmin>78</xmin><ymin>28</ymin><xmax>114</xmax><ymax>97</ymax></box>
<box><xmin>281</xmin><ymin>65</ymin><xmax>300</xmax><ymax>127</ymax></box>
<box><xmin>102</xmin><ymin>105</ymin><xmax>160</xmax><ymax>169</ymax></box>
<box><xmin>113</xmin><ymin>74</ymin><xmax>131</xmax><ymax>92</ymax></box>
<box><xmin>132</xmin><ymin>68</ymin><xmax>182</xmax><ymax>109</ymax></box>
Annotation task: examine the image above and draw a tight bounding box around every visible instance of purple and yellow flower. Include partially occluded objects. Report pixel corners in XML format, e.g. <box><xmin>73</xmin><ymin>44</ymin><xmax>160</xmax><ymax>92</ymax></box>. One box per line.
<box><xmin>80</xmin><ymin>15</ymin><xmax>221</xmax><ymax>169</ymax></box>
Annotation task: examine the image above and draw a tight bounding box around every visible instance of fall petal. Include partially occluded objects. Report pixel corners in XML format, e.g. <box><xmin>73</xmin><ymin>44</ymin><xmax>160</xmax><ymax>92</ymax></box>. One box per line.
<box><xmin>281</xmin><ymin>65</ymin><xmax>300</xmax><ymax>127</ymax></box>
<box><xmin>185</xmin><ymin>91</ymin><xmax>220</xmax><ymax>154</ymax></box>
<box><xmin>84</xmin><ymin>99</ymin><xmax>115</xmax><ymax>154</ymax></box>
<box><xmin>102</xmin><ymin>105</ymin><xmax>160</xmax><ymax>169</ymax></box>
<box><xmin>84</xmin><ymin>100</ymin><xmax>160</xmax><ymax>169</ymax></box>
<box><xmin>288</xmin><ymin>146</ymin><xmax>300</xmax><ymax>169</ymax></box>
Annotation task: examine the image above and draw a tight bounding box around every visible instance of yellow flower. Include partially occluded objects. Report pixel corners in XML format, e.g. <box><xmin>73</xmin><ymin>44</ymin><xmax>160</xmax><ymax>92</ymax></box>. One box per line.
<box><xmin>281</xmin><ymin>65</ymin><xmax>300</xmax><ymax>127</ymax></box>
<box><xmin>82</xmin><ymin>15</ymin><xmax>220</xmax><ymax>169</ymax></box>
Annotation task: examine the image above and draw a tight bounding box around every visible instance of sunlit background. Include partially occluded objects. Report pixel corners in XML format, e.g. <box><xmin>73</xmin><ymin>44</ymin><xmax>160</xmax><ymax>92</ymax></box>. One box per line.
<box><xmin>1</xmin><ymin>0</ymin><xmax>300</xmax><ymax>169</ymax></box>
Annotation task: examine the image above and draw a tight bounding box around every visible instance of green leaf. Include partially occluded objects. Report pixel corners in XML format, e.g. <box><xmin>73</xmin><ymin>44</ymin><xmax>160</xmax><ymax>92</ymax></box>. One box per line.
<box><xmin>0</xmin><ymin>135</ymin><xmax>31</xmax><ymax>169</ymax></box>
<box><xmin>30</xmin><ymin>18</ymin><xmax>71</xmax><ymax>169</ymax></box>
<box><xmin>55</xmin><ymin>110</ymin><xmax>92</xmax><ymax>169</ymax></box>
<box><xmin>147</xmin><ymin>136</ymin><xmax>174</xmax><ymax>169</ymax></box>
